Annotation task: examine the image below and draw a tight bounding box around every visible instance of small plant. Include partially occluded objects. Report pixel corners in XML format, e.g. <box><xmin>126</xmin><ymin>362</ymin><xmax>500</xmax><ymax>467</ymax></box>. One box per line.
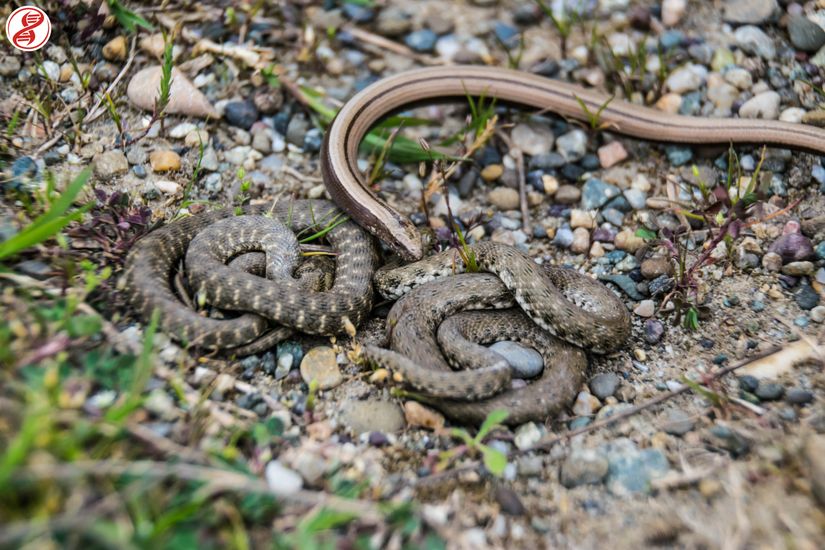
<box><xmin>534</xmin><ymin>0</ymin><xmax>577</xmax><ymax>58</ymax></box>
<box><xmin>0</xmin><ymin>168</ymin><xmax>92</xmax><ymax>262</ymax></box>
<box><xmin>107</xmin><ymin>0</ymin><xmax>154</xmax><ymax>33</ymax></box>
<box><xmin>574</xmin><ymin>93</ymin><xmax>615</xmax><ymax>131</ymax></box>
<box><xmin>441</xmin><ymin>409</ymin><xmax>509</xmax><ymax>476</ymax></box>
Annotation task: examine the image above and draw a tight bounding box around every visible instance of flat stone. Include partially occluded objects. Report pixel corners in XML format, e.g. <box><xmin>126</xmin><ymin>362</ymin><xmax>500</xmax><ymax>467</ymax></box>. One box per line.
<box><xmin>265</xmin><ymin>460</ymin><xmax>303</xmax><ymax>495</ymax></box>
<box><xmin>789</xmin><ymin>15</ymin><xmax>825</xmax><ymax>53</ymax></box>
<box><xmin>299</xmin><ymin>346</ymin><xmax>343</xmax><ymax>390</ymax></box>
<box><xmin>511</xmin><ymin>122</ymin><xmax>554</xmax><ymax>156</ymax></box>
<box><xmin>488</xmin><ymin>186</ymin><xmax>519</xmax><ymax>209</ymax></box>
<box><xmin>555</xmin><ymin>129</ymin><xmax>588</xmax><ymax>162</ymax></box>
<box><xmin>734</xmin><ymin>26</ymin><xmax>776</xmax><ymax>60</ymax></box>
<box><xmin>403</xmin><ymin>401</ymin><xmax>445</xmax><ymax>430</ymax></box>
<box><xmin>581</xmin><ymin>178</ymin><xmax>620</xmax><ymax>210</ymax></box>
<box><xmin>93</xmin><ymin>150</ymin><xmax>129</xmax><ymax>177</ymax></box>
<box><xmin>604</xmin><ymin>439</ymin><xmax>669</xmax><ymax>496</ymax></box>
<box><xmin>634</xmin><ymin>300</ymin><xmax>655</xmax><ymax>317</ymax></box>
<box><xmin>127</xmin><ymin>66</ymin><xmax>218</xmax><ymax>119</ymax></box>
<box><xmin>722</xmin><ymin>0</ymin><xmax>777</xmax><ymax>25</ymax></box>
<box><xmin>340</xmin><ymin>399</ymin><xmax>405</xmax><ymax>434</ymax></box>
<box><xmin>560</xmin><ymin>448</ymin><xmax>609</xmax><ymax>488</ymax></box>
<box><xmin>661</xmin><ymin>408</ymin><xmax>694</xmax><ymax>435</ymax></box>
<box><xmin>739</xmin><ymin>91</ymin><xmax>780</xmax><ymax>120</ymax></box>
<box><xmin>640</xmin><ymin>257</ymin><xmax>673</xmax><ymax>279</ymax></box>
<box><xmin>554</xmin><ymin>184</ymin><xmax>581</xmax><ymax>204</ymax></box>
<box><xmin>589</xmin><ymin>373</ymin><xmax>620</xmax><ymax>399</ymax></box>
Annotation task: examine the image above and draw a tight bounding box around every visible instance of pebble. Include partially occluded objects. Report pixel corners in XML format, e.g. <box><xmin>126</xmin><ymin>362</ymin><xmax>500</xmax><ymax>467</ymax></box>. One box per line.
<box><xmin>481</xmin><ymin>164</ymin><xmax>504</xmax><ymax>182</ymax></box>
<box><xmin>644</xmin><ymin>319</ymin><xmax>665</xmax><ymax>344</ymax></box>
<box><xmin>597</xmin><ymin>141</ymin><xmax>628</xmax><ymax>168</ymax></box>
<box><xmin>755</xmin><ymin>382</ymin><xmax>784</xmax><ymax>401</ymax></box>
<box><xmin>155</xmin><ymin>180</ymin><xmax>180</xmax><ymax>195</ymax></box>
<box><xmin>149</xmin><ymin>150</ymin><xmax>181</xmax><ymax>172</ymax></box>
<box><xmin>762</xmin><ymin>251</ymin><xmax>783</xmax><ymax>271</ymax></box>
<box><xmin>769</xmin><ymin>233</ymin><xmax>814</xmax><ymax>262</ymax></box>
<box><xmin>623</xmin><ymin>188</ymin><xmax>647</xmax><ymax>210</ymax></box>
<box><xmin>342</xmin><ymin>3</ymin><xmax>375</xmax><ymax>22</ymax></box>
<box><xmin>555</xmin><ymin>129</ymin><xmax>588</xmax><ymax>162</ymax></box>
<box><xmin>553</xmin><ymin>226</ymin><xmax>574</xmax><ymax>248</ymax></box>
<box><xmin>614</xmin><ymin>229</ymin><xmax>645</xmax><ymax>252</ymax></box>
<box><xmin>0</xmin><ymin>56</ymin><xmax>21</xmax><ymax>77</ymax></box>
<box><xmin>739</xmin><ymin>375</ymin><xmax>760</xmax><ymax>393</ymax></box>
<box><xmin>788</xmin><ymin>15</ymin><xmax>825</xmax><ymax>53</ymax></box>
<box><xmin>265</xmin><ymin>460</ymin><xmax>303</xmax><ymax>495</ymax></box>
<box><xmin>127</xmin><ymin>66</ymin><xmax>218</xmax><ymax>119</ymax></box>
<box><xmin>299</xmin><ymin>346</ymin><xmax>343</xmax><ymax>390</ymax></box>
<box><xmin>795</xmin><ymin>284</ymin><xmax>820</xmax><ymax>310</ymax></box>
<box><xmin>570</xmin><ymin>227</ymin><xmax>590</xmax><ymax>254</ymax></box>
<box><xmin>589</xmin><ymin>373</ymin><xmax>620</xmax><ymax>399</ymax></box>
<box><xmin>738</xmin><ymin>91</ymin><xmax>780</xmax><ymax>120</ymax></box>
<box><xmin>811</xmin><ymin>305</ymin><xmax>825</xmax><ymax>323</ymax></box>
<box><xmin>554</xmin><ymin>184</ymin><xmax>581</xmax><ymax>204</ymax></box>
<box><xmin>102</xmin><ymin>36</ymin><xmax>127</xmax><ymax>61</ymax></box>
<box><xmin>604</xmin><ymin>439</ymin><xmax>669</xmax><ymax>496</ymax></box>
<box><xmin>286</xmin><ymin>114</ymin><xmax>309</xmax><ymax>147</ymax></box>
<box><xmin>570</xmin><ymin>209</ymin><xmax>595</xmax><ymax>229</ymax></box>
<box><xmin>572</xmin><ymin>391</ymin><xmax>601</xmax><ymax>416</ymax></box>
<box><xmin>661</xmin><ymin>0</ymin><xmax>686</xmax><ymax>26</ymax></box>
<box><xmin>640</xmin><ymin>257</ymin><xmax>673</xmax><ymax>279</ymax></box>
<box><xmin>488</xmin><ymin>186</ymin><xmax>519</xmax><ymax>210</ymax></box>
<box><xmin>665</xmin><ymin>64</ymin><xmax>706</xmax><ymax>93</ymax></box>
<box><xmin>376</xmin><ymin>7</ymin><xmax>412</xmax><ymax>37</ymax></box>
<box><xmin>403</xmin><ymin>401</ymin><xmax>445</xmax><ymax>430</ymax></box>
<box><xmin>665</xmin><ymin>146</ymin><xmax>693</xmax><ymax>166</ymax></box>
<box><xmin>541</xmin><ymin>174</ymin><xmax>559</xmax><ymax>195</ymax></box>
<box><xmin>340</xmin><ymin>399</ymin><xmax>405</xmax><ymax>434</ymax></box>
<box><xmin>581</xmin><ymin>179</ymin><xmax>620</xmax><ymax>210</ymax></box>
<box><xmin>634</xmin><ymin>300</ymin><xmax>655</xmax><ymax>317</ymax></box>
<box><xmin>781</xmin><ymin>261</ymin><xmax>814</xmax><ymax>276</ymax></box>
<box><xmin>514</xmin><ymin>422</ymin><xmax>543</xmax><ymax>450</ymax></box>
<box><xmin>405</xmin><ymin>29</ymin><xmax>438</xmax><ymax>53</ymax></box>
<box><xmin>786</xmin><ymin>388</ymin><xmax>814</xmax><ymax>405</ymax></box>
<box><xmin>7</xmin><ymin>157</ymin><xmax>39</xmax><ymax>191</ymax></box>
<box><xmin>16</xmin><ymin>260</ymin><xmax>51</xmax><ymax>280</ymax></box>
<box><xmin>709</xmin><ymin>425</ymin><xmax>750</xmax><ymax>457</ymax></box>
<box><xmin>511</xmin><ymin>122</ymin><xmax>555</xmax><ymax>156</ymax></box>
<box><xmin>224</xmin><ymin>100</ymin><xmax>259</xmax><ymax>130</ymax></box>
<box><xmin>661</xmin><ymin>409</ymin><xmax>694</xmax><ymax>435</ymax></box>
<box><xmin>94</xmin><ymin>150</ymin><xmax>129</xmax><ymax>177</ymax></box>
<box><xmin>490</xmin><ymin>341</ymin><xmax>544</xmax><ymax>378</ymax></box>
<box><xmin>722</xmin><ymin>0</ymin><xmax>777</xmax><ymax>24</ymax></box>
<box><xmin>40</xmin><ymin>61</ymin><xmax>60</xmax><ymax>81</ymax></box>
<box><xmin>734</xmin><ymin>26</ymin><xmax>776</xmax><ymax>60</ymax></box>
<box><xmin>560</xmin><ymin>448</ymin><xmax>609</xmax><ymax>488</ymax></box>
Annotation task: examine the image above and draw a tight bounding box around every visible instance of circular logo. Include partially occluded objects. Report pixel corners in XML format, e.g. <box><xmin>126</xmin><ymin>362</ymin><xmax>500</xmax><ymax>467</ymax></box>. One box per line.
<box><xmin>6</xmin><ymin>6</ymin><xmax>51</xmax><ymax>52</ymax></box>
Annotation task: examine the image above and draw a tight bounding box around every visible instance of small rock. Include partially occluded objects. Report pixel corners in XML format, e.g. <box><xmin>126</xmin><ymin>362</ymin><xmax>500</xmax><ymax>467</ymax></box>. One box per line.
<box><xmin>553</xmin><ymin>226</ymin><xmax>574</xmax><ymax>248</ymax></box>
<box><xmin>0</xmin><ymin>55</ymin><xmax>21</xmax><ymax>77</ymax></box>
<box><xmin>734</xmin><ymin>25</ymin><xmax>776</xmax><ymax>60</ymax></box>
<box><xmin>634</xmin><ymin>300</ymin><xmax>655</xmax><ymax>317</ymax></box>
<box><xmin>661</xmin><ymin>0</ymin><xmax>686</xmax><ymax>26</ymax></box>
<box><xmin>755</xmin><ymin>382</ymin><xmax>784</xmax><ymax>401</ymax></box>
<box><xmin>554</xmin><ymin>184</ymin><xmax>581</xmax><ymax>204</ymax></box>
<box><xmin>722</xmin><ymin>0</ymin><xmax>777</xmax><ymax>25</ymax></box>
<box><xmin>769</xmin><ymin>233</ymin><xmax>814</xmax><ymax>263</ymax></box>
<box><xmin>224</xmin><ymin>100</ymin><xmax>259</xmax><ymax>130</ymax></box>
<box><xmin>265</xmin><ymin>460</ymin><xmax>303</xmax><ymax>495</ymax></box>
<box><xmin>514</xmin><ymin>422</ymin><xmax>542</xmax><ymax>450</ymax></box>
<box><xmin>376</xmin><ymin>7</ymin><xmax>412</xmax><ymax>37</ymax></box>
<box><xmin>570</xmin><ymin>209</ymin><xmax>595</xmax><ymax>229</ymax></box>
<box><xmin>285</xmin><ymin>114</ymin><xmax>309</xmax><ymax>147</ymax></box>
<box><xmin>102</xmin><ymin>36</ymin><xmax>127</xmax><ymax>61</ymax></box>
<box><xmin>795</xmin><ymin>284</ymin><xmax>820</xmax><ymax>311</ymax></box>
<box><xmin>782</xmin><ymin>261</ymin><xmax>814</xmax><ymax>276</ymax></box>
<box><xmin>490</xmin><ymin>341</ymin><xmax>544</xmax><ymax>378</ymax></box>
<box><xmin>403</xmin><ymin>401</ymin><xmax>445</xmax><ymax>430</ymax></box>
<box><xmin>555</xmin><ymin>129</ymin><xmax>588</xmax><ymax>162</ymax></box>
<box><xmin>590</xmin><ymin>373</ymin><xmax>620</xmax><ymax>399</ymax></box>
<box><xmin>810</xmin><ymin>305</ymin><xmax>825</xmax><ymax>323</ymax></box>
<box><xmin>788</xmin><ymin>15</ymin><xmax>825</xmax><ymax>53</ymax></box>
<box><xmin>127</xmin><ymin>66</ymin><xmax>218</xmax><ymax>119</ymax></box>
<box><xmin>570</xmin><ymin>227</ymin><xmax>590</xmax><ymax>254</ymax></box>
<box><xmin>341</xmin><ymin>399</ymin><xmax>404</xmax><ymax>434</ymax></box>
<box><xmin>541</xmin><ymin>174</ymin><xmax>559</xmax><ymax>195</ymax></box>
<box><xmin>661</xmin><ymin>409</ymin><xmax>694</xmax><ymax>435</ymax></box>
<box><xmin>572</xmin><ymin>391</ymin><xmax>601</xmax><ymax>416</ymax></box>
<box><xmin>581</xmin><ymin>179</ymin><xmax>620</xmax><ymax>210</ymax></box>
<box><xmin>640</xmin><ymin>257</ymin><xmax>673</xmax><ymax>279</ymax></box>
<box><xmin>481</xmin><ymin>164</ymin><xmax>504</xmax><ymax>182</ymax></box>
<box><xmin>615</xmin><ymin>229</ymin><xmax>645</xmax><ymax>252</ymax></box>
<box><xmin>786</xmin><ymin>388</ymin><xmax>814</xmax><ymax>405</ymax></box>
<box><xmin>155</xmin><ymin>180</ymin><xmax>180</xmax><ymax>195</ymax></box>
<box><xmin>488</xmin><ymin>186</ymin><xmax>519</xmax><ymax>210</ymax></box>
<box><xmin>708</xmin><ymin>425</ymin><xmax>750</xmax><ymax>457</ymax></box>
<box><xmin>560</xmin><ymin>448</ymin><xmax>609</xmax><ymax>488</ymax></box>
<box><xmin>762</xmin><ymin>251</ymin><xmax>783</xmax><ymax>271</ymax></box>
<box><xmin>644</xmin><ymin>319</ymin><xmax>665</xmax><ymax>344</ymax></box>
<box><xmin>149</xmin><ymin>150</ymin><xmax>181</xmax><ymax>172</ymax></box>
<box><xmin>405</xmin><ymin>29</ymin><xmax>438</xmax><ymax>53</ymax></box>
<box><xmin>15</xmin><ymin>260</ymin><xmax>52</xmax><ymax>280</ymax></box>
<box><xmin>94</xmin><ymin>150</ymin><xmax>129</xmax><ymax>177</ymax></box>
<box><xmin>511</xmin><ymin>122</ymin><xmax>555</xmax><ymax>156</ymax></box>
<box><xmin>299</xmin><ymin>346</ymin><xmax>343</xmax><ymax>390</ymax></box>
<box><xmin>738</xmin><ymin>91</ymin><xmax>781</xmax><ymax>120</ymax></box>
<box><xmin>597</xmin><ymin>141</ymin><xmax>628</xmax><ymax>168</ymax></box>
<box><xmin>665</xmin><ymin>64</ymin><xmax>706</xmax><ymax>93</ymax></box>
<box><xmin>605</xmin><ymin>440</ymin><xmax>669</xmax><ymax>496</ymax></box>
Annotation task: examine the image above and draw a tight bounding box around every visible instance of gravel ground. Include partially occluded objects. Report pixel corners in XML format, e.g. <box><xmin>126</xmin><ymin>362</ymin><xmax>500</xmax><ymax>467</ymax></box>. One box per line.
<box><xmin>2</xmin><ymin>1</ymin><xmax>825</xmax><ymax>548</ymax></box>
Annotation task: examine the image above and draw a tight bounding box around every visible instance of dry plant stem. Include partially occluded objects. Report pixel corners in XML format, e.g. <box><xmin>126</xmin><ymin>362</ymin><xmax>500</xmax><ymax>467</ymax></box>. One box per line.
<box><xmin>11</xmin><ymin>460</ymin><xmax>383</xmax><ymax>522</ymax></box>
<box><xmin>341</xmin><ymin>25</ymin><xmax>441</xmax><ymax>65</ymax></box>
<box><xmin>85</xmin><ymin>35</ymin><xmax>138</xmax><ymax>124</ymax></box>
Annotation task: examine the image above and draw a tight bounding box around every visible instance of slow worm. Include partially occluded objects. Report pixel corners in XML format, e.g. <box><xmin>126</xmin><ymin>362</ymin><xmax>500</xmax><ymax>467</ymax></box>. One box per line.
<box><xmin>321</xmin><ymin>65</ymin><xmax>825</xmax><ymax>261</ymax></box>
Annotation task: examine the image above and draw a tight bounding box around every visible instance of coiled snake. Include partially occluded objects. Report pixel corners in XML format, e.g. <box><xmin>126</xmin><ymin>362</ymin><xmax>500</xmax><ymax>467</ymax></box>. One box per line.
<box><xmin>122</xmin><ymin>65</ymin><xmax>825</xmax><ymax>424</ymax></box>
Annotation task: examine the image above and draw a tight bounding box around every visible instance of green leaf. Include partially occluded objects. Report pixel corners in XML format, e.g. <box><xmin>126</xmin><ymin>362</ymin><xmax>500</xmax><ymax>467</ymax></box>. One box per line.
<box><xmin>67</xmin><ymin>313</ymin><xmax>102</xmax><ymax>338</ymax></box>
<box><xmin>634</xmin><ymin>227</ymin><xmax>657</xmax><ymax>241</ymax></box>
<box><xmin>475</xmin><ymin>408</ymin><xmax>509</xmax><ymax>441</ymax></box>
<box><xmin>108</xmin><ymin>0</ymin><xmax>154</xmax><ymax>33</ymax></box>
<box><xmin>0</xmin><ymin>168</ymin><xmax>92</xmax><ymax>261</ymax></box>
<box><xmin>479</xmin><ymin>444</ymin><xmax>508</xmax><ymax>477</ymax></box>
<box><xmin>683</xmin><ymin>306</ymin><xmax>700</xmax><ymax>330</ymax></box>
<box><xmin>450</xmin><ymin>427</ymin><xmax>475</xmax><ymax>447</ymax></box>
<box><xmin>299</xmin><ymin>508</ymin><xmax>359</xmax><ymax>533</ymax></box>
